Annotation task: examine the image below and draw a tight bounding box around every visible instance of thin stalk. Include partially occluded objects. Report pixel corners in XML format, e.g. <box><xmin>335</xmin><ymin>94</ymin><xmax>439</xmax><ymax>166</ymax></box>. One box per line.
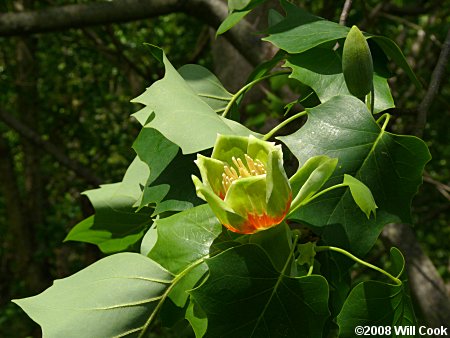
<box><xmin>221</xmin><ymin>71</ymin><xmax>290</xmax><ymax>118</ymax></box>
<box><xmin>376</xmin><ymin>112</ymin><xmax>391</xmax><ymax>129</ymax></box>
<box><xmin>307</xmin><ymin>264</ymin><xmax>314</xmax><ymax>276</ymax></box>
<box><xmin>316</xmin><ymin>245</ymin><xmax>402</xmax><ymax>285</ymax></box>
<box><xmin>288</xmin><ymin>183</ymin><xmax>348</xmax><ymax>217</ymax></box>
<box><xmin>262</xmin><ymin>110</ymin><xmax>307</xmax><ymax>141</ymax></box>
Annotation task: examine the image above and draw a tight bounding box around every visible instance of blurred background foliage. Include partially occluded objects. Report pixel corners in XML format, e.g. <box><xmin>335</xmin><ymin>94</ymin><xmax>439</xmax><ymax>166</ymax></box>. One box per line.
<box><xmin>0</xmin><ymin>0</ymin><xmax>448</xmax><ymax>336</ymax></box>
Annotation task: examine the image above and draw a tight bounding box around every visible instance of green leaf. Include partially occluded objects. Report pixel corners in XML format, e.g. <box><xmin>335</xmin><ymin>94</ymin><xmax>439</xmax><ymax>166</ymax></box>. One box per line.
<box><xmin>297</xmin><ymin>242</ymin><xmax>316</xmax><ymax>266</ymax></box>
<box><xmin>265</xmin><ymin>2</ymin><xmax>419</xmax><ymax>88</ymax></box>
<box><xmin>337</xmin><ymin>248</ymin><xmax>416</xmax><ymax>337</ymax></box>
<box><xmin>65</xmin><ymin>159</ymin><xmax>152</xmax><ymax>254</ymax></box>
<box><xmin>13</xmin><ymin>253</ymin><xmax>173</xmax><ymax>337</ymax></box>
<box><xmin>152</xmin><ymin>200</ymin><xmax>193</xmax><ymax>217</ymax></box>
<box><xmin>279</xmin><ymin>95</ymin><xmax>430</xmax><ymax>255</ymax></box>
<box><xmin>191</xmin><ymin>244</ymin><xmax>330</xmax><ymax>337</ymax></box>
<box><xmin>185</xmin><ymin>297</ymin><xmax>208</xmax><ymax>338</ymax></box>
<box><xmin>264</xmin><ymin>1</ymin><xmax>349</xmax><ymax>54</ymax></box>
<box><xmin>140</xmin><ymin>226</ymin><xmax>157</xmax><ymax>256</ymax></box>
<box><xmin>178</xmin><ymin>64</ymin><xmax>232</xmax><ymax>112</ymax></box>
<box><xmin>131</xmin><ymin>45</ymin><xmax>257</xmax><ymax>154</ymax></box>
<box><xmin>151</xmin><ymin>151</ymin><xmax>201</xmax><ymax>205</ymax></box>
<box><xmin>370</xmin><ymin>36</ymin><xmax>421</xmax><ymax>89</ymax></box>
<box><xmin>217</xmin><ymin>10</ymin><xmax>251</xmax><ymax>36</ymax></box>
<box><xmin>343</xmin><ymin>174</ymin><xmax>377</xmax><ymax>218</ymax></box>
<box><xmin>132</xmin><ymin>127</ymin><xmax>179</xmax><ymax>210</ymax></box>
<box><xmin>285</xmin><ymin>48</ymin><xmax>394</xmax><ymax>113</ymax></box>
<box><xmin>148</xmin><ymin>204</ymin><xmax>222</xmax><ymax>307</ymax></box>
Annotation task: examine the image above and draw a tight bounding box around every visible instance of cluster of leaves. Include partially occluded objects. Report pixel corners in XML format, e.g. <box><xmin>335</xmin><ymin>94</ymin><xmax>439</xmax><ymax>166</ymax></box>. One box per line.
<box><xmin>13</xmin><ymin>1</ymin><xmax>431</xmax><ymax>337</ymax></box>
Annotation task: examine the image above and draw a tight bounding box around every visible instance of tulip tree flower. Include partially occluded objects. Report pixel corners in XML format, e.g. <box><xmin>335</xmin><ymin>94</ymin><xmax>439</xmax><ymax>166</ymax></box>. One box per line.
<box><xmin>192</xmin><ymin>134</ymin><xmax>292</xmax><ymax>234</ymax></box>
<box><xmin>192</xmin><ymin>135</ymin><xmax>377</xmax><ymax>235</ymax></box>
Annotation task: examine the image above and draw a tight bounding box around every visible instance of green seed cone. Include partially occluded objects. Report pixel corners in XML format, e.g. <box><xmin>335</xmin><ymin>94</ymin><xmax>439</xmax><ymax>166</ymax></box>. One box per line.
<box><xmin>342</xmin><ymin>25</ymin><xmax>373</xmax><ymax>99</ymax></box>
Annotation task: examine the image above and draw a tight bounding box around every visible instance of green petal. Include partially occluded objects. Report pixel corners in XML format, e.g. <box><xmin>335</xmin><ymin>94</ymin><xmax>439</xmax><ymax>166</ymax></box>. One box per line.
<box><xmin>211</xmin><ymin>134</ymin><xmax>248</xmax><ymax>165</ymax></box>
<box><xmin>195</xmin><ymin>155</ymin><xmax>226</xmax><ymax>197</ymax></box>
<box><xmin>290</xmin><ymin>156</ymin><xmax>338</xmax><ymax>211</ymax></box>
<box><xmin>225</xmin><ymin>175</ymin><xmax>267</xmax><ymax>218</ymax></box>
<box><xmin>289</xmin><ymin>155</ymin><xmax>334</xmax><ymax>194</ymax></box>
<box><xmin>266</xmin><ymin>146</ymin><xmax>292</xmax><ymax>216</ymax></box>
<box><xmin>247</xmin><ymin>135</ymin><xmax>275</xmax><ymax>166</ymax></box>
<box><xmin>192</xmin><ymin>175</ymin><xmax>247</xmax><ymax>228</ymax></box>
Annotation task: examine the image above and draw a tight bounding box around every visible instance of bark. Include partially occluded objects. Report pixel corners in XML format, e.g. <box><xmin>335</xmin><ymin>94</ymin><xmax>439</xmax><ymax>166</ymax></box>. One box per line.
<box><xmin>0</xmin><ymin>0</ymin><xmax>268</xmax><ymax>66</ymax></box>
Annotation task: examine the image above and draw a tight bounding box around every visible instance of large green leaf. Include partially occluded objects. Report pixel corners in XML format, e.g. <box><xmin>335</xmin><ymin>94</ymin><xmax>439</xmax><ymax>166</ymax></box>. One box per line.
<box><xmin>264</xmin><ymin>1</ymin><xmax>349</xmax><ymax>54</ymax></box>
<box><xmin>279</xmin><ymin>95</ymin><xmax>430</xmax><ymax>255</ymax></box>
<box><xmin>337</xmin><ymin>248</ymin><xmax>416</xmax><ymax>337</ymax></box>
<box><xmin>264</xmin><ymin>1</ymin><xmax>419</xmax><ymax>88</ymax></box>
<box><xmin>285</xmin><ymin>47</ymin><xmax>394</xmax><ymax>113</ymax></box>
<box><xmin>191</xmin><ymin>244</ymin><xmax>330</xmax><ymax>337</ymax></box>
<box><xmin>65</xmin><ymin>156</ymin><xmax>153</xmax><ymax>253</ymax></box>
<box><xmin>131</xmin><ymin>45</ymin><xmax>257</xmax><ymax>154</ymax></box>
<box><xmin>148</xmin><ymin>204</ymin><xmax>223</xmax><ymax>307</ymax></box>
<box><xmin>13</xmin><ymin>253</ymin><xmax>173</xmax><ymax>338</ymax></box>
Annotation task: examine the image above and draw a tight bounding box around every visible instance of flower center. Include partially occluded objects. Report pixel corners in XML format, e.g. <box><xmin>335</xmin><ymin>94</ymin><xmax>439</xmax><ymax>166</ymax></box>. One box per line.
<box><xmin>222</xmin><ymin>154</ymin><xmax>266</xmax><ymax>192</ymax></box>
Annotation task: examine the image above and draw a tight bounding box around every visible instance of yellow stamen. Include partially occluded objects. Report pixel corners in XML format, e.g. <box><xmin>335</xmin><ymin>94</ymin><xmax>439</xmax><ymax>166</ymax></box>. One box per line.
<box><xmin>221</xmin><ymin>154</ymin><xmax>266</xmax><ymax>194</ymax></box>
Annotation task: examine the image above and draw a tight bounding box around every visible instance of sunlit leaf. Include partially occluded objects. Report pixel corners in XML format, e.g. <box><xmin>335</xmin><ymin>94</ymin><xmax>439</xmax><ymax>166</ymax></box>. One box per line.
<box><xmin>279</xmin><ymin>95</ymin><xmax>430</xmax><ymax>256</ymax></box>
<box><xmin>65</xmin><ymin>157</ymin><xmax>153</xmax><ymax>253</ymax></box>
<box><xmin>13</xmin><ymin>253</ymin><xmax>172</xmax><ymax>338</ymax></box>
<box><xmin>131</xmin><ymin>45</ymin><xmax>258</xmax><ymax>154</ymax></box>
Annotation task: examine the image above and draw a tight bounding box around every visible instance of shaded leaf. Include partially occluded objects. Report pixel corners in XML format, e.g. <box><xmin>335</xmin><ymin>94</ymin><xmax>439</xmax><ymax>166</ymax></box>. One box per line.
<box><xmin>264</xmin><ymin>1</ymin><xmax>349</xmax><ymax>54</ymax></box>
<box><xmin>279</xmin><ymin>95</ymin><xmax>430</xmax><ymax>255</ymax></box>
<box><xmin>217</xmin><ymin>10</ymin><xmax>251</xmax><ymax>36</ymax></box>
<box><xmin>265</xmin><ymin>1</ymin><xmax>419</xmax><ymax>88</ymax></box>
<box><xmin>337</xmin><ymin>248</ymin><xmax>416</xmax><ymax>337</ymax></box>
<box><xmin>13</xmin><ymin>253</ymin><xmax>172</xmax><ymax>338</ymax></box>
<box><xmin>370</xmin><ymin>36</ymin><xmax>421</xmax><ymax>89</ymax></box>
<box><xmin>186</xmin><ymin>297</ymin><xmax>208</xmax><ymax>338</ymax></box>
<box><xmin>285</xmin><ymin>48</ymin><xmax>394</xmax><ymax>113</ymax></box>
<box><xmin>191</xmin><ymin>244</ymin><xmax>330</xmax><ymax>337</ymax></box>
<box><xmin>178</xmin><ymin>64</ymin><xmax>232</xmax><ymax>112</ymax></box>
<box><xmin>65</xmin><ymin>159</ymin><xmax>152</xmax><ymax>254</ymax></box>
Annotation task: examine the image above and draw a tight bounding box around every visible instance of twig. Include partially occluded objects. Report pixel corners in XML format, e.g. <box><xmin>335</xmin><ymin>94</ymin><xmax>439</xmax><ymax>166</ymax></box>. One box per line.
<box><xmin>423</xmin><ymin>173</ymin><xmax>450</xmax><ymax>201</ymax></box>
<box><xmin>0</xmin><ymin>108</ymin><xmax>101</xmax><ymax>186</ymax></box>
<box><xmin>339</xmin><ymin>0</ymin><xmax>353</xmax><ymax>26</ymax></box>
<box><xmin>415</xmin><ymin>28</ymin><xmax>450</xmax><ymax>137</ymax></box>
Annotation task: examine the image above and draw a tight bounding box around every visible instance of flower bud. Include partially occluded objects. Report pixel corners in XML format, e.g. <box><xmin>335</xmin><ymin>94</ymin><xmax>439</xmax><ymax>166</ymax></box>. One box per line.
<box><xmin>342</xmin><ymin>25</ymin><xmax>374</xmax><ymax>98</ymax></box>
<box><xmin>192</xmin><ymin>135</ymin><xmax>292</xmax><ymax>234</ymax></box>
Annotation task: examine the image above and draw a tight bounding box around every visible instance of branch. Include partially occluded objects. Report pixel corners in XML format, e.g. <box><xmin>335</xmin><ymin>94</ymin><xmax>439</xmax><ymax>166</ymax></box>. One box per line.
<box><xmin>0</xmin><ymin>0</ymin><xmax>182</xmax><ymax>36</ymax></box>
<box><xmin>415</xmin><ymin>28</ymin><xmax>450</xmax><ymax>136</ymax></box>
<box><xmin>339</xmin><ymin>0</ymin><xmax>353</xmax><ymax>26</ymax></box>
<box><xmin>0</xmin><ymin>109</ymin><xmax>101</xmax><ymax>187</ymax></box>
<box><xmin>0</xmin><ymin>0</ymin><xmax>267</xmax><ymax>66</ymax></box>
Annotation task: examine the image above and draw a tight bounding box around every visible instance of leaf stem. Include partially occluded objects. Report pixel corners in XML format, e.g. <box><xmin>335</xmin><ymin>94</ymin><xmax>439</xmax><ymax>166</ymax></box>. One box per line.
<box><xmin>138</xmin><ymin>256</ymin><xmax>208</xmax><ymax>338</ymax></box>
<box><xmin>376</xmin><ymin>112</ymin><xmax>391</xmax><ymax>130</ymax></box>
<box><xmin>262</xmin><ymin>110</ymin><xmax>308</xmax><ymax>141</ymax></box>
<box><xmin>315</xmin><ymin>245</ymin><xmax>402</xmax><ymax>285</ymax></box>
<box><xmin>221</xmin><ymin>71</ymin><xmax>290</xmax><ymax>118</ymax></box>
<box><xmin>288</xmin><ymin>183</ymin><xmax>348</xmax><ymax>217</ymax></box>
